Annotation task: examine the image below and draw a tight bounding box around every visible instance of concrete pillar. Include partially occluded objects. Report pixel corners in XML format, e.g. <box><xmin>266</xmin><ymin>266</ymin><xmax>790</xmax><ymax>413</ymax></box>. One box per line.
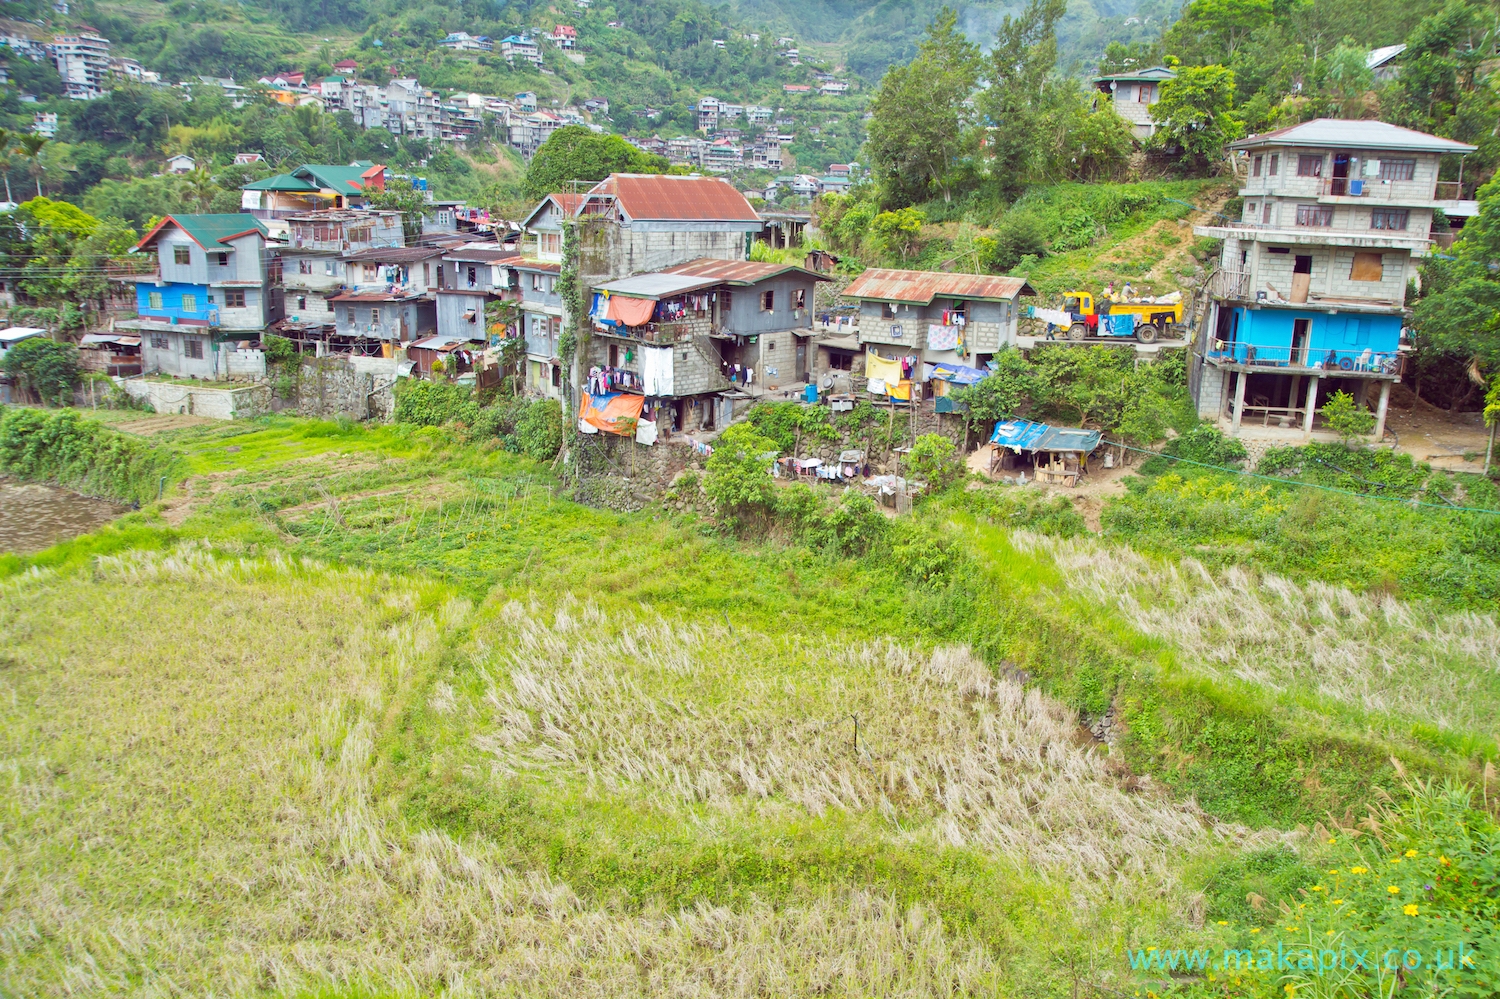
<box><xmin>1287</xmin><ymin>374</ymin><xmax>1302</xmax><ymax>428</ymax></box>
<box><xmin>1303</xmin><ymin>376</ymin><xmax>1319</xmax><ymax>438</ymax></box>
<box><xmin>1373</xmin><ymin>380</ymin><xmax>1392</xmax><ymax>441</ymax></box>
<box><xmin>1231</xmin><ymin>370</ymin><xmax>1247</xmax><ymax>432</ymax></box>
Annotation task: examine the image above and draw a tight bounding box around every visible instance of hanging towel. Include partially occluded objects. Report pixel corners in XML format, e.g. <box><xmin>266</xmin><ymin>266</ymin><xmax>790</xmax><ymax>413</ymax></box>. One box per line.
<box><xmin>927</xmin><ymin>324</ymin><xmax>959</xmax><ymax>351</ymax></box>
<box><xmin>864</xmin><ymin>348</ymin><xmax>903</xmax><ymax>384</ymax></box>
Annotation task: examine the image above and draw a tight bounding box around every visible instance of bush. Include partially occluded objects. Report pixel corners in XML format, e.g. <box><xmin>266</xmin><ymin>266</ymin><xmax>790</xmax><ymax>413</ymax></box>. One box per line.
<box><xmin>1320</xmin><ymin>389</ymin><xmax>1376</xmax><ymax>443</ymax></box>
<box><xmin>905</xmin><ymin>433</ymin><xmax>962</xmax><ymax>493</ymax></box>
<box><xmin>988</xmin><ymin>210</ymin><xmax>1049</xmax><ymax>271</ymax></box>
<box><xmin>0</xmin><ymin>406</ymin><xmax>179</xmax><ymax>503</ymax></box>
<box><xmin>1160</xmin><ymin>425</ymin><xmax>1248</xmax><ymax>469</ymax></box>
<box><xmin>516</xmin><ymin>398</ymin><xmax>563</xmax><ymax>460</ymax></box>
<box><xmin>394</xmin><ymin>381</ymin><xmax>479</xmax><ymax>428</ymax></box>
<box><xmin>2</xmin><ymin>337</ymin><xmax>78</xmax><ymax>406</ymax></box>
<box><xmin>775</xmin><ymin>486</ymin><xmax>889</xmax><ymax>556</ymax></box>
<box><xmin>261</xmin><ymin>334</ymin><xmax>297</xmax><ymax>365</ymax></box>
<box><xmin>704</xmin><ymin>423</ymin><xmax>780</xmax><ymax>529</ymax></box>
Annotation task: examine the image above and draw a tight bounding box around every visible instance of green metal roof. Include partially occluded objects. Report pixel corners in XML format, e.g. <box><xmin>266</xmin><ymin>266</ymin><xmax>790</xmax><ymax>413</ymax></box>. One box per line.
<box><xmin>294</xmin><ymin>164</ymin><xmax>372</xmax><ymax>194</ymax></box>
<box><xmin>135</xmin><ymin>214</ymin><xmax>269</xmax><ymax>252</ymax></box>
<box><xmin>241</xmin><ymin>173</ymin><xmax>318</xmax><ymax>192</ymax></box>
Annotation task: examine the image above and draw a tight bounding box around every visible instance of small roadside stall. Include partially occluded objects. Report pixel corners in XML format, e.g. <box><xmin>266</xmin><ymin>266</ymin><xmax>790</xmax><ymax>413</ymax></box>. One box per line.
<box><xmin>989</xmin><ymin>419</ymin><xmax>1103</xmax><ymax>487</ymax></box>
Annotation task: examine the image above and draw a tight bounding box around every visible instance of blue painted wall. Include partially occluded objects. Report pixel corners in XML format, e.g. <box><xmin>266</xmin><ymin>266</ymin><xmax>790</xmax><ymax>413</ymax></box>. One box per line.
<box><xmin>135</xmin><ymin>281</ymin><xmax>212</xmax><ymax>323</ymax></box>
<box><xmin>1220</xmin><ymin>307</ymin><xmax>1402</xmax><ymax>370</ymax></box>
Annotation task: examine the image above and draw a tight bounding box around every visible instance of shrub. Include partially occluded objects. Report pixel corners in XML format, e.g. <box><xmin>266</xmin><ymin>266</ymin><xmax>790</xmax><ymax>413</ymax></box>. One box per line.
<box><xmin>261</xmin><ymin>334</ymin><xmax>297</xmax><ymax>365</ymax></box>
<box><xmin>1161</xmin><ymin>425</ymin><xmax>1248</xmax><ymax>469</ymax></box>
<box><xmin>905</xmin><ymin>433</ymin><xmax>962</xmax><ymax>493</ymax></box>
<box><xmin>704</xmin><ymin>423</ymin><xmax>780</xmax><ymax>529</ymax></box>
<box><xmin>1320</xmin><ymin>389</ymin><xmax>1375</xmax><ymax>443</ymax></box>
<box><xmin>516</xmin><ymin>398</ymin><xmax>563</xmax><ymax>460</ymax></box>
<box><xmin>394</xmin><ymin>381</ymin><xmax>479</xmax><ymax>427</ymax></box>
<box><xmin>2</xmin><ymin>337</ymin><xmax>78</xmax><ymax>406</ymax></box>
<box><xmin>0</xmin><ymin>407</ymin><xmax>179</xmax><ymax>503</ymax></box>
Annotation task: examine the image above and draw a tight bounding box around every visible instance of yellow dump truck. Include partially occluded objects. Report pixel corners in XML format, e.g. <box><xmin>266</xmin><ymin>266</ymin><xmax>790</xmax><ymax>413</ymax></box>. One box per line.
<box><xmin>1056</xmin><ymin>290</ymin><xmax>1184</xmax><ymax>343</ymax></box>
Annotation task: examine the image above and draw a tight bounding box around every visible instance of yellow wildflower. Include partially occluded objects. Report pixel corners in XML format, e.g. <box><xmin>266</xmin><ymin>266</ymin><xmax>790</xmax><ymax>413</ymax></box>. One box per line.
<box><xmin>1332</xmin><ymin>899</ymin><xmax>1345</xmax><ymax>904</ymax></box>
<box><xmin>1251</xmin><ymin>928</ymin><xmax>1261</xmax><ymax>934</ymax></box>
<box><xmin>1327</xmin><ymin>869</ymin><xmax>1339</xmax><ymax>875</ymax></box>
<box><xmin>1327</xmin><ymin>837</ymin><xmax>1337</xmax><ymax>845</ymax></box>
<box><xmin>1216</xmin><ymin>920</ymin><xmax>1228</xmax><ymax>926</ymax></box>
<box><xmin>1390</xmin><ymin>857</ymin><xmax>1402</xmax><ymax>864</ymax></box>
<box><xmin>1404</xmin><ymin>904</ymin><xmax>1419</xmax><ymax>916</ymax></box>
<box><xmin>1351</xmin><ymin>866</ymin><xmax>1367</xmax><ymax>874</ymax></box>
<box><xmin>1439</xmin><ymin>856</ymin><xmax>1450</xmax><ymax>866</ymax></box>
<box><xmin>1311</xmin><ymin>885</ymin><xmax>1325</xmax><ymax>892</ymax></box>
<box><xmin>1387</xmin><ymin>886</ymin><xmax>1401</xmax><ymax>894</ymax></box>
<box><xmin>1405</xmin><ymin>849</ymin><xmax>1418</xmax><ymax>858</ymax></box>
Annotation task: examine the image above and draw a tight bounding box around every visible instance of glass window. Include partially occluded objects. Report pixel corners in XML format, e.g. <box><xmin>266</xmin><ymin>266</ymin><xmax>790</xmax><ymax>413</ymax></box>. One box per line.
<box><xmin>370</xmin><ymin>308</ymin><xmax>381</xmax><ymax>325</ymax></box>
<box><xmin>224</xmin><ymin>289</ymin><xmax>246</xmax><ymax>308</ymax></box>
<box><xmin>1294</xmin><ymin>205</ymin><xmax>1332</xmax><ymax>227</ymax></box>
<box><xmin>299</xmin><ymin>259</ymin><xmax>313</xmax><ymax>274</ymax></box>
<box><xmin>1296</xmin><ymin>155</ymin><xmax>1323</xmax><ymax>177</ymax></box>
<box><xmin>324</xmin><ymin>260</ymin><xmax>336</xmax><ymax>275</ymax></box>
<box><xmin>1269</xmin><ymin>153</ymin><xmax>1279</xmax><ymax>175</ymax></box>
<box><xmin>1371</xmin><ymin>208</ymin><xmax>1409</xmax><ymax>230</ymax></box>
<box><xmin>346</xmin><ymin>308</ymin><xmax>356</xmax><ymax>324</ymax></box>
<box><xmin>760</xmin><ymin>290</ymin><xmax>775</xmax><ymax>311</ymax></box>
<box><xmin>181</xmin><ymin>293</ymin><xmax>198</xmax><ymax>312</ymax></box>
<box><xmin>184</xmin><ymin>337</ymin><xmax>204</xmax><ymax>359</ymax></box>
<box><xmin>1246</xmin><ymin>202</ymin><xmax>1257</xmax><ymax>220</ymax></box>
<box><xmin>1379</xmin><ymin>158</ymin><xmax>1415</xmax><ymax>181</ymax></box>
<box><xmin>173</xmin><ymin>245</ymin><xmax>191</xmax><ymax>265</ymax></box>
<box><xmin>148</xmin><ymin>291</ymin><xmax>164</xmax><ymax>309</ymax></box>
<box><xmin>150</xmin><ymin>334</ymin><xmax>169</xmax><ymax>349</ymax></box>
<box><xmin>1252</xmin><ymin>155</ymin><xmax>1263</xmax><ymax>177</ymax></box>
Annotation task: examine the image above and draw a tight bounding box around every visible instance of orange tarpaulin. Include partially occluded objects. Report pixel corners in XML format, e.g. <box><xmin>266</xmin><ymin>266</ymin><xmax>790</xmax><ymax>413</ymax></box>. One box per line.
<box><xmin>578</xmin><ymin>392</ymin><xmax>645</xmax><ymax>436</ymax></box>
<box><xmin>606</xmin><ymin>296</ymin><xmax>656</xmax><ymax>327</ymax></box>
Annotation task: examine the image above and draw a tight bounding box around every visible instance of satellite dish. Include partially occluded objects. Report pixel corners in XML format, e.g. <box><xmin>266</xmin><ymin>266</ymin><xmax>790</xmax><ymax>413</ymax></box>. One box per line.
<box><xmin>821</xmin><ymin>374</ymin><xmax>833</xmax><ymax>388</ymax></box>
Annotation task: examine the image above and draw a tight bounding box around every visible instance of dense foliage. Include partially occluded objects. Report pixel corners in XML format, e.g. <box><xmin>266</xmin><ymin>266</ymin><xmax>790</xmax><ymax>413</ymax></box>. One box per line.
<box><xmin>0</xmin><ymin>407</ymin><xmax>179</xmax><ymax>503</ymax></box>
<box><xmin>1</xmin><ymin>337</ymin><xmax>78</xmax><ymax>406</ymax></box>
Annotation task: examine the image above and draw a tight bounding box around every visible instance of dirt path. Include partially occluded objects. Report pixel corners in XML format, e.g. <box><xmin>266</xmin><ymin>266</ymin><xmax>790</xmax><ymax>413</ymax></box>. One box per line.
<box><xmin>1384</xmin><ymin>391</ymin><xmax>1491</xmax><ymax>471</ymax></box>
<box><xmin>109</xmin><ymin>414</ymin><xmax>218</xmax><ymax>436</ymax></box>
<box><xmin>968</xmin><ymin>444</ymin><xmax>1133</xmax><ymax>532</ymax></box>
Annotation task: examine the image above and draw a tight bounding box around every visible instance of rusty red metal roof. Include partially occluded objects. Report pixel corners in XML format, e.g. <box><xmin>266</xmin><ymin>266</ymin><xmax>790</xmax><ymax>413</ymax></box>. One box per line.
<box><xmin>840</xmin><ymin>268</ymin><xmax>1035</xmax><ymax>304</ymax></box>
<box><xmin>328</xmin><ymin>291</ymin><xmax>424</xmax><ymax>302</ymax></box>
<box><xmin>513</xmin><ymin>258</ymin><xmax>562</xmax><ymax>273</ymax></box>
<box><xmin>663</xmin><ymin>257</ymin><xmax>832</xmax><ymax>285</ymax></box>
<box><xmin>585</xmin><ymin>174</ymin><xmax>759</xmax><ymax>222</ymax></box>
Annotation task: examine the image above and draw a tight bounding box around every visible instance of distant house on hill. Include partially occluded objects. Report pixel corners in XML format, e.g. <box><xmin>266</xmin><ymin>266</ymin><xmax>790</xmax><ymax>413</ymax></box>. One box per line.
<box><xmin>1092</xmin><ymin>65</ymin><xmax>1176</xmax><ymax>140</ymax></box>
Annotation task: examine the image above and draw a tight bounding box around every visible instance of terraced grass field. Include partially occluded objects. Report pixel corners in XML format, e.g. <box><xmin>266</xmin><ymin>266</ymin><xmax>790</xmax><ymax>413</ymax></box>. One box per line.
<box><xmin>1</xmin><ymin>414</ymin><xmax>1495</xmax><ymax>997</ymax></box>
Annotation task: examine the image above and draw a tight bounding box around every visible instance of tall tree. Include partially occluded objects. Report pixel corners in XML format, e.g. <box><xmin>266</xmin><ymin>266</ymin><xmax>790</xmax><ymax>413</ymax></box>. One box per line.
<box><xmin>1149</xmin><ymin>64</ymin><xmax>1244</xmax><ymax>170</ymax></box>
<box><xmin>18</xmin><ymin>136</ymin><xmax>48</xmax><ymax>198</ymax></box>
<box><xmin>864</xmin><ymin>8</ymin><xmax>982</xmax><ymax>208</ymax></box>
<box><xmin>523</xmin><ymin>127</ymin><xmax>669</xmax><ymax>201</ymax></box>
<box><xmin>978</xmin><ymin>0</ymin><xmax>1068</xmax><ymax>198</ymax></box>
<box><xmin>1164</xmin><ymin>0</ymin><xmax>1275</xmax><ymax>65</ymax></box>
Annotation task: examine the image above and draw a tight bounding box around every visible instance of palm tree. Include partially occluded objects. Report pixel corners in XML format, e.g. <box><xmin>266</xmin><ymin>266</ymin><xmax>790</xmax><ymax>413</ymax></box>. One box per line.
<box><xmin>181</xmin><ymin>169</ymin><xmax>218</xmax><ymax>212</ymax></box>
<box><xmin>0</xmin><ymin>128</ymin><xmax>14</xmax><ymax>204</ymax></box>
<box><xmin>18</xmin><ymin>135</ymin><xmax>48</xmax><ymax>198</ymax></box>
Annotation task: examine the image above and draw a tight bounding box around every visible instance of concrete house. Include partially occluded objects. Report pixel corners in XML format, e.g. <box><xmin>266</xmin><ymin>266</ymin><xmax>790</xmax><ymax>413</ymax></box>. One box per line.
<box><xmin>1092</xmin><ymin>65</ymin><xmax>1175</xmax><ymax>140</ymax></box>
<box><xmin>589</xmin><ymin>258</ymin><xmax>830</xmax><ymax>433</ymax></box>
<box><xmin>240</xmin><ymin>162</ymin><xmax>388</xmax><ymax>218</ymax></box>
<box><xmin>329</xmin><ymin>246</ymin><xmax>443</xmax><ymax>343</ymax></box>
<box><xmin>436</xmin><ymin>244</ymin><xmax>520</xmax><ymax>343</ymax></box>
<box><xmin>1192</xmin><ymin>118</ymin><xmax>1477</xmax><ymax>440</ymax></box>
<box><xmin>126</xmin><ymin>214</ymin><xmax>284</xmax><ymax>378</ymax></box>
<box><xmin>513</xmin><ymin>258</ymin><xmax>566</xmax><ymax>398</ymax></box>
<box><xmin>281</xmin><ymin>210</ymin><xmax>406</xmax><ymax>327</ymax></box>
<box><xmin>840</xmin><ymin>269</ymin><xmax>1035</xmax><ymax>390</ymax></box>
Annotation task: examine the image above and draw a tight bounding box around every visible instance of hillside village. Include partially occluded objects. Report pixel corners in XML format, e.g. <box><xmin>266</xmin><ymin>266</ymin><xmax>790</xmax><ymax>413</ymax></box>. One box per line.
<box><xmin>1</xmin><ymin>0</ymin><xmax>1499</xmax><ymax>996</ymax></box>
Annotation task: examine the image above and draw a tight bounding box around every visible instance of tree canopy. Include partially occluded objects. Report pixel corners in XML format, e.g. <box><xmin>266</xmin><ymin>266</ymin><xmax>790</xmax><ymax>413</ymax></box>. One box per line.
<box><xmin>523</xmin><ymin>127</ymin><xmax>671</xmax><ymax>202</ymax></box>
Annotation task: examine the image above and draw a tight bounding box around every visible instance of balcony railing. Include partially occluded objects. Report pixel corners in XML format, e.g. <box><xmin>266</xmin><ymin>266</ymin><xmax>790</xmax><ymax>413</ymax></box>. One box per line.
<box><xmin>1208</xmin><ymin>340</ymin><xmax>1404</xmax><ymax>376</ymax></box>
<box><xmin>1433</xmin><ymin>180</ymin><xmax>1477</xmax><ymax>201</ymax></box>
<box><xmin>1211</xmin><ymin>268</ymin><xmax>1251</xmax><ymax>300</ymax></box>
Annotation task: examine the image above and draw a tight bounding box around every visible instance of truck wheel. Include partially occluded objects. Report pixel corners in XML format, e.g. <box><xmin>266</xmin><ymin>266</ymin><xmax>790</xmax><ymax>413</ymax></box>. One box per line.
<box><xmin>1135</xmin><ymin>324</ymin><xmax>1159</xmax><ymax>344</ymax></box>
<box><xmin>1067</xmin><ymin>322</ymin><xmax>1088</xmax><ymax>341</ymax></box>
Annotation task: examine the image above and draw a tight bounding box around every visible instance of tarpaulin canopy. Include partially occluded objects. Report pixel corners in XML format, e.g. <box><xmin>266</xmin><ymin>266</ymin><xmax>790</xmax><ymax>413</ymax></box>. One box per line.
<box><xmin>578</xmin><ymin>392</ymin><xmax>645</xmax><ymax>436</ymax></box>
<box><xmin>926</xmin><ymin>363</ymin><xmax>987</xmax><ymax>385</ymax></box>
<box><xmin>990</xmin><ymin>418</ymin><xmax>1102</xmax><ymax>453</ymax></box>
<box><xmin>606</xmin><ymin>296</ymin><xmax>656</xmax><ymax>327</ymax></box>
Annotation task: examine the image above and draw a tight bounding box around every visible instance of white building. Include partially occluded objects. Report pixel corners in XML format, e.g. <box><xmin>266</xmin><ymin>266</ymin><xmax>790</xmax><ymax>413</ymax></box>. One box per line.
<box><xmin>52</xmin><ymin>31</ymin><xmax>111</xmax><ymax>100</ymax></box>
<box><xmin>1091</xmin><ymin>65</ymin><xmax>1176</xmax><ymax>141</ymax></box>
<box><xmin>32</xmin><ymin>112</ymin><xmax>57</xmax><ymax>137</ymax></box>
<box><xmin>440</xmin><ymin>32</ymin><xmax>493</xmax><ymax>52</ymax></box>
<box><xmin>500</xmin><ymin>35</ymin><xmax>543</xmax><ymax>66</ymax></box>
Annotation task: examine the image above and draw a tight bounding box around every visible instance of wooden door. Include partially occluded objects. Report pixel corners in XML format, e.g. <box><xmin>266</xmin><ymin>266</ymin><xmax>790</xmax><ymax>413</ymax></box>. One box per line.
<box><xmin>1291</xmin><ymin>255</ymin><xmax>1312</xmax><ymax>303</ymax></box>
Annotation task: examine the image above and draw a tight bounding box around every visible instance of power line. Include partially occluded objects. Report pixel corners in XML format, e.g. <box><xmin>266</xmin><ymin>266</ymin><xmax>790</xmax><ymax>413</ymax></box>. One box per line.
<box><xmin>1100</xmin><ymin>437</ymin><xmax>1500</xmax><ymax>516</ymax></box>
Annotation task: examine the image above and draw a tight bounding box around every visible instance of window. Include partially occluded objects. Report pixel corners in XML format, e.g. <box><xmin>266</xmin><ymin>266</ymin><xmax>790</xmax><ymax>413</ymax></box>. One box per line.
<box><xmin>760</xmin><ymin>290</ymin><xmax>775</xmax><ymax>311</ymax></box>
<box><xmin>297</xmin><ymin>296</ymin><xmax>307</xmax><ymax>310</ymax></box>
<box><xmin>213</xmin><ymin>252</ymin><xmax>228</xmax><ymax>266</ymax></box>
<box><xmin>467</xmin><ymin>266</ymin><xmax>477</xmax><ymax>287</ymax></box>
<box><xmin>1246</xmin><ymin>202</ymin><xmax>1257</xmax><ymax>220</ymax></box>
<box><xmin>150</xmin><ymin>334</ymin><xmax>169</xmax><ymax>350</ymax></box>
<box><xmin>720</xmin><ymin>289</ymin><xmax>733</xmax><ymax>312</ymax></box>
<box><xmin>551</xmin><ymin>364</ymin><xmax>561</xmax><ymax>387</ymax></box>
<box><xmin>363</xmin><ymin>264</ymin><xmax>379</xmax><ymax>281</ymax></box>
<box><xmin>181</xmin><ymin>293</ymin><xmax>198</xmax><ymax>312</ymax></box>
<box><xmin>1269</xmin><ymin>153</ymin><xmax>1279</xmax><ymax>175</ymax></box>
<box><xmin>1252</xmin><ymin>155</ymin><xmax>1263</xmax><ymax>177</ymax></box>
<box><xmin>298</xmin><ymin>259</ymin><xmax>313</xmax><ymax>274</ymax></box>
<box><xmin>1370</xmin><ymin>208</ymin><xmax>1409</xmax><ymax>231</ymax></box>
<box><xmin>793</xmin><ymin>288</ymin><xmax>806</xmax><ymax>309</ymax></box>
<box><xmin>224</xmin><ymin>289</ymin><xmax>246</xmax><ymax>308</ymax></box>
<box><xmin>882</xmin><ymin>302</ymin><xmax>897</xmax><ymax>319</ymax></box>
<box><xmin>1263</xmin><ymin>202</ymin><xmax>1274</xmax><ymax>224</ymax></box>
<box><xmin>1351</xmin><ymin>252</ymin><xmax>1384</xmax><ymax>281</ymax></box>
<box><xmin>540</xmin><ymin>232</ymin><xmax>561</xmax><ymax>256</ymax></box>
<box><xmin>546</xmin><ymin>276</ymin><xmax>556</xmax><ymax>292</ymax></box>
<box><xmin>148</xmin><ymin>291</ymin><xmax>164</xmax><ymax>309</ymax></box>
<box><xmin>532</xmin><ymin>273</ymin><xmax>544</xmax><ymax>291</ymax></box>
<box><xmin>1137</xmin><ymin>83</ymin><xmax>1154</xmax><ymax>102</ymax></box>
<box><xmin>828</xmin><ymin>350</ymin><xmax>852</xmax><ymax>371</ymax></box>
<box><xmin>1294</xmin><ymin>205</ymin><xmax>1332</xmax><ymax>227</ymax></box>
<box><xmin>184</xmin><ymin>337</ymin><xmax>204</xmax><ymax>359</ymax></box>
<box><xmin>324</xmin><ymin>260</ymin><xmax>336</xmax><ymax>275</ymax></box>
<box><xmin>1296</xmin><ymin>154</ymin><xmax>1323</xmax><ymax>177</ymax></box>
<box><xmin>173</xmin><ymin>245</ymin><xmax>191</xmax><ymax>265</ymax></box>
<box><xmin>370</xmin><ymin>308</ymin><xmax>381</xmax><ymax>325</ymax></box>
<box><xmin>1379</xmin><ymin>158</ymin><xmax>1415</xmax><ymax>181</ymax></box>
<box><xmin>346</xmin><ymin>308</ymin><xmax>356</xmax><ymax>325</ymax></box>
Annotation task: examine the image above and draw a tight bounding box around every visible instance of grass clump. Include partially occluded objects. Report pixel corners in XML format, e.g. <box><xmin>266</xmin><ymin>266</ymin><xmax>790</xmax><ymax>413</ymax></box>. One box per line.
<box><xmin>0</xmin><ymin>406</ymin><xmax>181</xmax><ymax>503</ymax></box>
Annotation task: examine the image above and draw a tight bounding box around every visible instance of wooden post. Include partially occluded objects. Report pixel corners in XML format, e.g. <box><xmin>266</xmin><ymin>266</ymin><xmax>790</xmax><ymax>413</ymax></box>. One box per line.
<box><xmin>1372</xmin><ymin>380</ymin><xmax>1392</xmax><ymax>442</ymax></box>
<box><xmin>1230</xmin><ymin>370</ymin><xmax>1247</xmax><ymax>432</ymax></box>
<box><xmin>1485</xmin><ymin>418</ymin><xmax>1495</xmax><ymax>476</ymax></box>
<box><xmin>1303</xmin><ymin>376</ymin><xmax>1319</xmax><ymax>439</ymax></box>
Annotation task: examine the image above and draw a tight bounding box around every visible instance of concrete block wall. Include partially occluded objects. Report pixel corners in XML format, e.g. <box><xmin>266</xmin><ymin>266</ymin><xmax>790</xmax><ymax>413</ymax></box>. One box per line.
<box><xmin>755</xmin><ymin>331</ymin><xmax>799</xmax><ymax>388</ymax></box>
<box><xmin>295</xmin><ymin>357</ymin><xmax>396</xmax><ymax>421</ymax></box>
<box><xmin>120</xmin><ymin>378</ymin><xmax>271</xmax><ymax>419</ymax></box>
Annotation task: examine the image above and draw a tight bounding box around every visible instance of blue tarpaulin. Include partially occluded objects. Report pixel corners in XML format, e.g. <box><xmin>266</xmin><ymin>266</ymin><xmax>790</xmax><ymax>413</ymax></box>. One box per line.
<box><xmin>1108</xmin><ymin>313</ymin><xmax>1135</xmax><ymax>335</ymax></box>
<box><xmin>927</xmin><ymin>363</ymin><xmax>988</xmax><ymax>385</ymax></box>
<box><xmin>990</xmin><ymin>419</ymin><xmax>1102</xmax><ymax>453</ymax></box>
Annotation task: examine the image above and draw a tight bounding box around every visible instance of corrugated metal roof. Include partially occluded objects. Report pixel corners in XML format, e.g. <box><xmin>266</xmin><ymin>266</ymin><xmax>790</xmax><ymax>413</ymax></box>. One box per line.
<box><xmin>1366</xmin><ymin>43</ymin><xmax>1406</xmax><ymax>69</ymax></box>
<box><xmin>409</xmin><ymin>334</ymin><xmax>480</xmax><ymax>351</ymax></box>
<box><xmin>990</xmin><ymin>419</ymin><xmax>1102</xmax><ymax>453</ymax></box>
<box><xmin>663</xmin><ymin>257</ymin><xmax>831</xmax><ymax>285</ymax></box>
<box><xmin>135</xmin><ymin>214</ymin><xmax>269</xmax><ymax>252</ymax></box>
<box><xmin>328</xmin><ymin>291</ymin><xmax>423</xmax><ymax>302</ymax></box>
<box><xmin>593</xmin><ymin>273</ymin><xmax>720</xmax><ymax>298</ymax></box>
<box><xmin>344</xmin><ymin>246</ymin><xmax>445</xmax><ymax>262</ymax></box>
<box><xmin>1232</xmin><ymin>118</ymin><xmax>1476</xmax><ymax>154</ymax></box>
<box><xmin>841</xmin><ymin>268</ymin><xmax>1035</xmax><ymax>305</ymax></box>
<box><xmin>586</xmin><ymin>173</ymin><xmax>759</xmax><ymax>222</ymax></box>
<box><xmin>513</xmin><ymin>258</ymin><xmax>562</xmax><ymax>273</ymax></box>
<box><xmin>441</xmin><ymin>245</ymin><xmax>519</xmax><ymax>262</ymax></box>
<box><xmin>1093</xmin><ymin>65</ymin><xmax>1177</xmax><ymax>82</ymax></box>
